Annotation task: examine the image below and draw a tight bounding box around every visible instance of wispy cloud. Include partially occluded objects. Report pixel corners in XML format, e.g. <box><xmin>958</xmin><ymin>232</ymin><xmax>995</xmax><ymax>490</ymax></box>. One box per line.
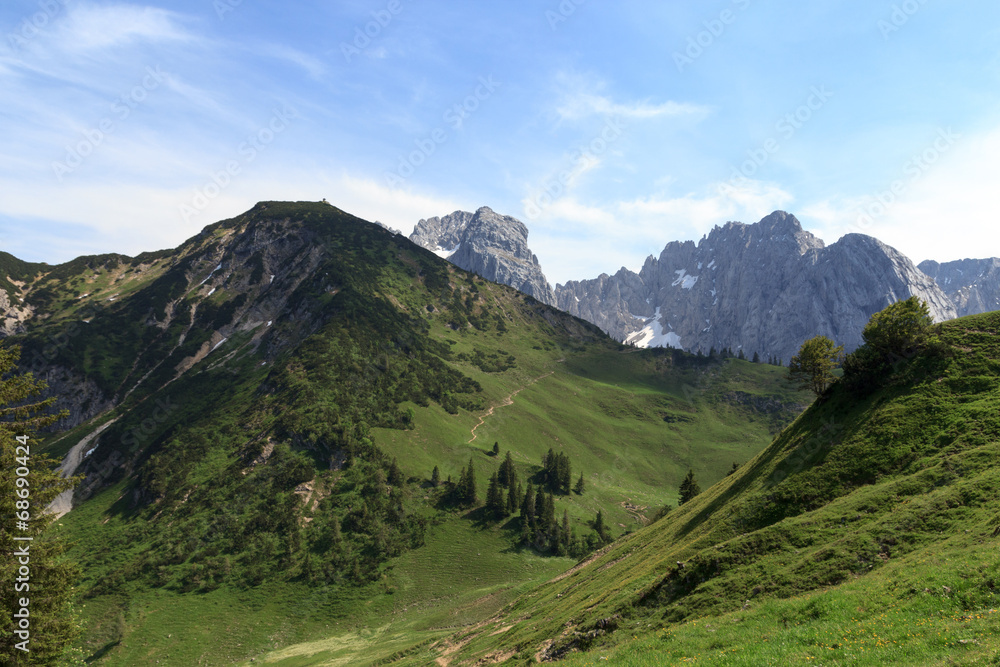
<box><xmin>47</xmin><ymin>3</ymin><xmax>191</xmax><ymax>54</ymax></box>
<box><xmin>557</xmin><ymin>93</ymin><xmax>709</xmax><ymax>122</ymax></box>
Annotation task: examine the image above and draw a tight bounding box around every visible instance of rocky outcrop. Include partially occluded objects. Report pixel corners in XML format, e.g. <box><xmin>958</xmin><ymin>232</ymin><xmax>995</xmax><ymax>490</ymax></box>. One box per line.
<box><xmin>555</xmin><ymin>211</ymin><xmax>957</xmax><ymax>362</ymax></box>
<box><xmin>410</xmin><ymin>207</ymin><xmax>556</xmax><ymax>305</ymax></box>
<box><xmin>918</xmin><ymin>258</ymin><xmax>1000</xmax><ymax>317</ymax></box>
<box><xmin>410</xmin><ymin>210</ymin><xmax>474</xmax><ymax>258</ymax></box>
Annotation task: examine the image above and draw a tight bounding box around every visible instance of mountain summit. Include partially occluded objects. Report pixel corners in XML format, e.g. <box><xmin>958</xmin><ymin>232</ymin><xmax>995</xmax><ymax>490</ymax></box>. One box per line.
<box><xmin>556</xmin><ymin>211</ymin><xmax>957</xmax><ymax>361</ymax></box>
<box><xmin>409</xmin><ymin>206</ymin><xmax>556</xmax><ymax>305</ymax></box>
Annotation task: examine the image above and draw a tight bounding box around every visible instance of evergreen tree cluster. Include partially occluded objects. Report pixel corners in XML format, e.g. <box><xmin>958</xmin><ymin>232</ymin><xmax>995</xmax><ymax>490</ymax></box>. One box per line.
<box><xmin>540</xmin><ymin>447</ymin><xmax>572</xmax><ymax>495</ymax></box>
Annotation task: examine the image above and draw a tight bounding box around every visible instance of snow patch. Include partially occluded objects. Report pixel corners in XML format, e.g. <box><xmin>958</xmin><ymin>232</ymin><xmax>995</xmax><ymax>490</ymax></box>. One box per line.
<box><xmin>199</xmin><ymin>263</ymin><xmax>223</xmax><ymax>286</ymax></box>
<box><xmin>211</xmin><ymin>337</ymin><xmax>228</xmax><ymax>352</ymax></box>
<box><xmin>707</xmin><ymin>260</ymin><xmax>716</xmax><ymax>270</ymax></box>
<box><xmin>624</xmin><ymin>308</ymin><xmax>683</xmax><ymax>349</ymax></box>
<box><xmin>270</xmin><ymin>274</ymin><xmax>275</xmax><ymax>283</ymax></box>
<box><xmin>433</xmin><ymin>244</ymin><xmax>460</xmax><ymax>259</ymax></box>
<box><xmin>84</xmin><ymin>445</ymin><xmax>98</xmax><ymax>458</ymax></box>
<box><xmin>267</xmin><ymin>320</ymin><xmax>272</xmax><ymax>326</ymax></box>
<box><xmin>207</xmin><ymin>287</ymin><xmax>216</xmax><ymax>296</ymax></box>
<box><xmin>672</xmin><ymin>270</ymin><xmax>698</xmax><ymax>290</ymax></box>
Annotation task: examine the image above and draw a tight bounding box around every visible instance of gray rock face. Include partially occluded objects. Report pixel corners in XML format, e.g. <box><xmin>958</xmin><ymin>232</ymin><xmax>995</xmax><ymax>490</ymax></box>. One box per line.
<box><xmin>918</xmin><ymin>258</ymin><xmax>1000</xmax><ymax>317</ymax></box>
<box><xmin>410</xmin><ymin>210</ymin><xmax>473</xmax><ymax>255</ymax></box>
<box><xmin>555</xmin><ymin>211</ymin><xmax>957</xmax><ymax>362</ymax></box>
<box><xmin>409</xmin><ymin>207</ymin><xmax>556</xmax><ymax>305</ymax></box>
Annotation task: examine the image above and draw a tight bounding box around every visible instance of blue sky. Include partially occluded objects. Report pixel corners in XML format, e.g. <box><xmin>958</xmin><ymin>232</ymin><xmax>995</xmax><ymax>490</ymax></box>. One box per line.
<box><xmin>1</xmin><ymin>0</ymin><xmax>998</xmax><ymax>284</ymax></box>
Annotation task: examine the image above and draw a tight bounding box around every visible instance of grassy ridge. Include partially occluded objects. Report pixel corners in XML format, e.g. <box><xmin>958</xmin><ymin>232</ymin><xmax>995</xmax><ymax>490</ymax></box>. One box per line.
<box><xmin>410</xmin><ymin>310</ymin><xmax>1000</xmax><ymax>665</ymax></box>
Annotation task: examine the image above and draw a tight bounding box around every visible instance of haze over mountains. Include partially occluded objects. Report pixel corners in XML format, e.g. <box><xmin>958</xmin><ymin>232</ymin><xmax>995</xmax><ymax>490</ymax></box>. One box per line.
<box><xmin>410</xmin><ymin>208</ymin><xmax>999</xmax><ymax>362</ymax></box>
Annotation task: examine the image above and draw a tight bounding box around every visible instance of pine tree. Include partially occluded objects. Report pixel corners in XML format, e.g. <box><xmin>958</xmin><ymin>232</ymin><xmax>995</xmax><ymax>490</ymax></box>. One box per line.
<box><xmin>520</xmin><ymin>483</ymin><xmax>536</xmax><ymax>525</ymax></box>
<box><xmin>560</xmin><ymin>510</ymin><xmax>571</xmax><ymax>552</ymax></box>
<box><xmin>431</xmin><ymin>465</ymin><xmax>440</xmax><ymax>487</ymax></box>
<box><xmin>574</xmin><ymin>472</ymin><xmax>585</xmax><ymax>495</ymax></box>
<box><xmin>498</xmin><ymin>451</ymin><xmax>514</xmax><ymax>487</ymax></box>
<box><xmin>678</xmin><ymin>469</ymin><xmax>701</xmax><ymax>505</ymax></box>
<box><xmin>520</xmin><ymin>483</ymin><xmax>536</xmax><ymax>545</ymax></box>
<box><xmin>0</xmin><ymin>345</ymin><xmax>81</xmax><ymax>664</ymax></box>
<box><xmin>457</xmin><ymin>458</ymin><xmax>478</xmax><ymax>506</ymax></box>
<box><xmin>726</xmin><ymin>461</ymin><xmax>741</xmax><ymax>476</ymax></box>
<box><xmin>492</xmin><ymin>441</ymin><xmax>500</xmax><ymax>457</ymax></box>
<box><xmin>593</xmin><ymin>510</ymin><xmax>610</xmax><ymax>544</ymax></box>
<box><xmin>557</xmin><ymin>454</ymin><xmax>571</xmax><ymax>495</ymax></box>
<box><xmin>485</xmin><ymin>472</ymin><xmax>506</xmax><ymax>520</ymax></box>
<box><xmin>506</xmin><ymin>481</ymin><xmax>519</xmax><ymax>516</ymax></box>
<box><xmin>387</xmin><ymin>457</ymin><xmax>403</xmax><ymax>486</ymax></box>
<box><xmin>752</xmin><ymin>351</ymin><xmax>760</xmax><ymax>363</ymax></box>
<box><xmin>542</xmin><ymin>492</ymin><xmax>556</xmax><ymax>535</ymax></box>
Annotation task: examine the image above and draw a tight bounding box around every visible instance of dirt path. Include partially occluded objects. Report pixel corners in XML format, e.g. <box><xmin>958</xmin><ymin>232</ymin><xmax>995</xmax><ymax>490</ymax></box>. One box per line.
<box><xmin>47</xmin><ymin>419</ymin><xmax>118</xmax><ymax>518</ymax></box>
<box><xmin>467</xmin><ymin>369</ymin><xmax>556</xmax><ymax>444</ymax></box>
<box><xmin>620</xmin><ymin>497</ymin><xmax>649</xmax><ymax>525</ymax></box>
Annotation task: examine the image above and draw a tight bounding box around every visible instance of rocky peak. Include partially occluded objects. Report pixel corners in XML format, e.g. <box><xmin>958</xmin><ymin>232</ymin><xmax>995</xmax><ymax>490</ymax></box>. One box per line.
<box><xmin>410</xmin><ymin>210</ymin><xmax>474</xmax><ymax>257</ymax></box>
<box><xmin>409</xmin><ymin>207</ymin><xmax>556</xmax><ymax>305</ymax></box>
<box><xmin>918</xmin><ymin>257</ymin><xmax>1000</xmax><ymax>317</ymax></box>
<box><xmin>554</xmin><ymin>211</ymin><xmax>959</xmax><ymax>361</ymax></box>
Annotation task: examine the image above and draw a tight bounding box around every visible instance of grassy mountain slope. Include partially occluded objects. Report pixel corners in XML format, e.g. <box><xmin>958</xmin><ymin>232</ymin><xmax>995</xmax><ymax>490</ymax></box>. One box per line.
<box><xmin>6</xmin><ymin>202</ymin><xmax>807</xmax><ymax>665</ymax></box>
<box><xmin>409</xmin><ymin>310</ymin><xmax>1000</xmax><ymax>665</ymax></box>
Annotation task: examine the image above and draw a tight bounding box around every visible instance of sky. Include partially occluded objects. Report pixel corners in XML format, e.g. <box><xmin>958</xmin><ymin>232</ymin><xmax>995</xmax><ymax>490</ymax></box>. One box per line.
<box><xmin>1</xmin><ymin>0</ymin><xmax>998</xmax><ymax>285</ymax></box>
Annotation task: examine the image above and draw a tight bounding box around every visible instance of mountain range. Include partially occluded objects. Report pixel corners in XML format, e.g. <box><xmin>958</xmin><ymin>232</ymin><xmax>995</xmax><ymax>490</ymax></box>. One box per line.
<box><xmin>2</xmin><ymin>200</ymin><xmax>997</xmax><ymax>665</ymax></box>
<box><xmin>409</xmin><ymin>208</ymin><xmax>999</xmax><ymax>362</ymax></box>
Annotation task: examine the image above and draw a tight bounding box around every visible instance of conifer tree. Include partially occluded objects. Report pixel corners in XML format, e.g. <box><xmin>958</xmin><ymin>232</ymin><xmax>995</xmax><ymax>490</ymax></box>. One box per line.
<box><xmin>752</xmin><ymin>351</ymin><xmax>760</xmax><ymax>363</ymax></box>
<box><xmin>574</xmin><ymin>472</ymin><xmax>585</xmax><ymax>495</ymax></box>
<box><xmin>560</xmin><ymin>509</ymin><xmax>571</xmax><ymax>555</ymax></box>
<box><xmin>498</xmin><ymin>451</ymin><xmax>514</xmax><ymax>487</ymax></box>
<box><xmin>593</xmin><ymin>510</ymin><xmax>610</xmax><ymax>544</ymax></box>
<box><xmin>431</xmin><ymin>465</ymin><xmax>440</xmax><ymax>487</ymax></box>
<box><xmin>678</xmin><ymin>469</ymin><xmax>701</xmax><ymax>505</ymax></box>
<box><xmin>0</xmin><ymin>345</ymin><xmax>81</xmax><ymax>664</ymax></box>
<box><xmin>506</xmin><ymin>481</ymin><xmax>519</xmax><ymax>516</ymax></box>
<box><xmin>492</xmin><ymin>441</ymin><xmax>500</xmax><ymax>456</ymax></box>
<box><xmin>557</xmin><ymin>454</ymin><xmax>571</xmax><ymax>495</ymax></box>
<box><xmin>387</xmin><ymin>457</ymin><xmax>403</xmax><ymax>486</ymax></box>
<box><xmin>520</xmin><ymin>482</ymin><xmax>536</xmax><ymax>524</ymax></box>
<box><xmin>457</xmin><ymin>457</ymin><xmax>478</xmax><ymax>505</ymax></box>
<box><xmin>485</xmin><ymin>472</ymin><xmax>506</xmax><ymax>520</ymax></box>
<box><xmin>542</xmin><ymin>492</ymin><xmax>556</xmax><ymax>535</ymax></box>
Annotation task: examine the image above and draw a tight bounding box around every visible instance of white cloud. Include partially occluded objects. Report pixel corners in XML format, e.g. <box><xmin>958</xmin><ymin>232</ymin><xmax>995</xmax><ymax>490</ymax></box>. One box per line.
<box><xmin>556</xmin><ymin>93</ymin><xmax>710</xmax><ymax>122</ymax></box>
<box><xmin>551</xmin><ymin>70</ymin><xmax>710</xmax><ymax>124</ymax></box>
<box><xmin>50</xmin><ymin>3</ymin><xmax>192</xmax><ymax>54</ymax></box>
<box><xmin>798</xmin><ymin>126</ymin><xmax>1000</xmax><ymax>264</ymax></box>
